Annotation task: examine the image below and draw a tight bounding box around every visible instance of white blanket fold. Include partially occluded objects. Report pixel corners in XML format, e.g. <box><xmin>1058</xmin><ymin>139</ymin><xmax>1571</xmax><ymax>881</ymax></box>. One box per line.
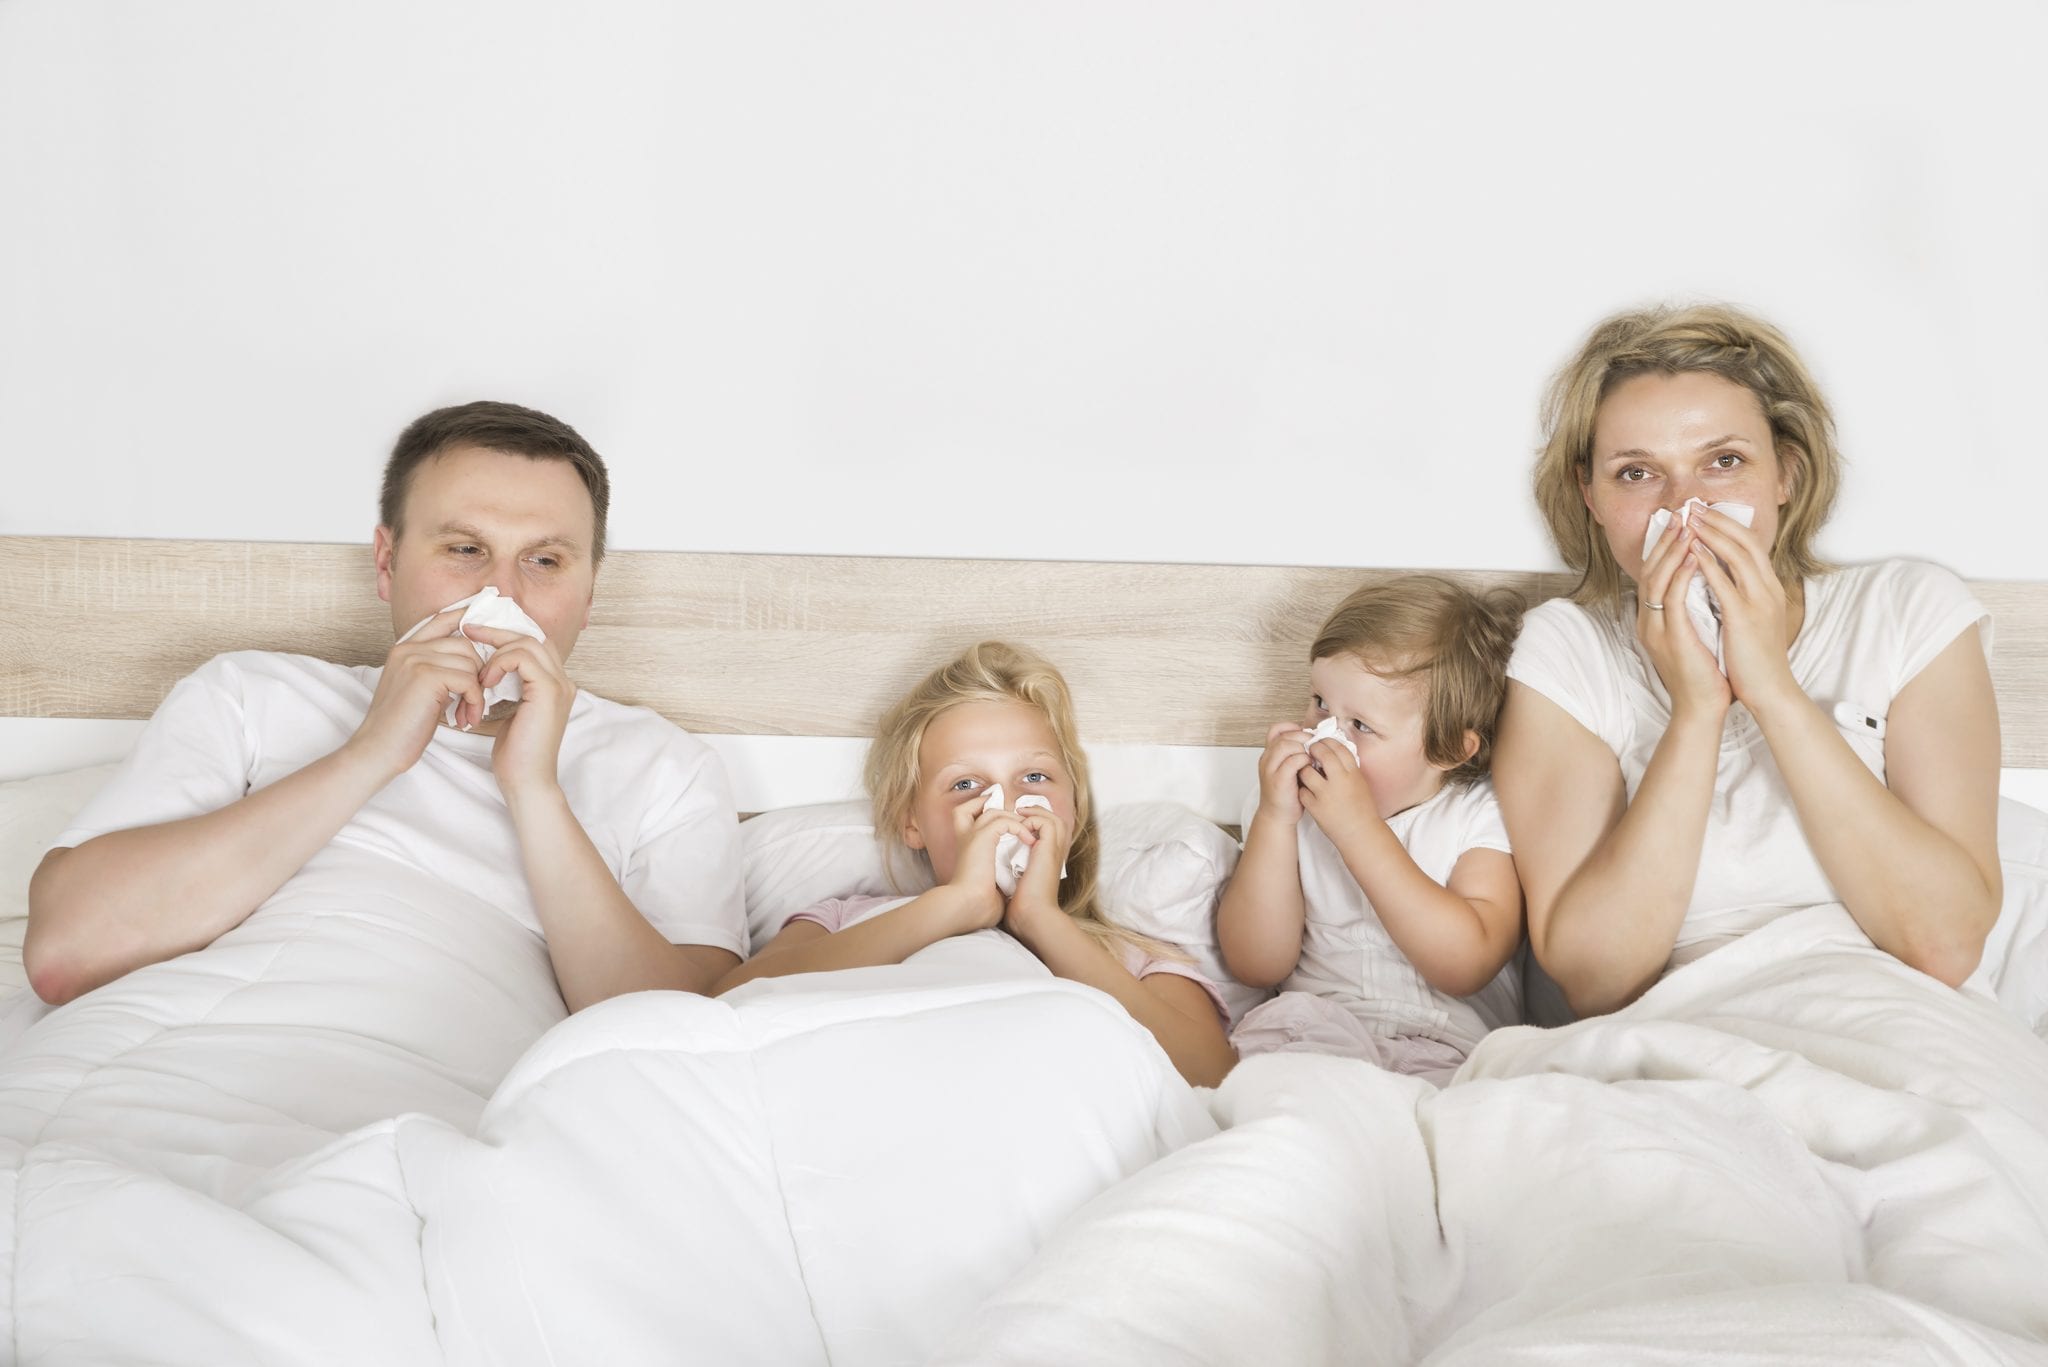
<box><xmin>934</xmin><ymin>906</ymin><xmax>2048</xmax><ymax>1365</ymax></box>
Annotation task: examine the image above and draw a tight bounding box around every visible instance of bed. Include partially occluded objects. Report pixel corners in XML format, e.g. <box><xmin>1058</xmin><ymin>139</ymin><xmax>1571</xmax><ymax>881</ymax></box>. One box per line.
<box><xmin>3</xmin><ymin>534</ymin><xmax>2046</xmax><ymax>1366</ymax></box>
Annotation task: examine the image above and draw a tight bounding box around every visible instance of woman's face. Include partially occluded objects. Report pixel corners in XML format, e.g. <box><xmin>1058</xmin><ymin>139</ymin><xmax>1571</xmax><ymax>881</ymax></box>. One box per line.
<box><xmin>902</xmin><ymin>699</ymin><xmax>1078</xmax><ymax>883</ymax></box>
<box><xmin>1581</xmin><ymin>371</ymin><xmax>1795</xmax><ymax>586</ymax></box>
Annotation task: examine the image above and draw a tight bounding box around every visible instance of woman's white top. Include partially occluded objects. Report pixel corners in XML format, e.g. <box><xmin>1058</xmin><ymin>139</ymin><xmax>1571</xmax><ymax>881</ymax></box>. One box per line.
<box><xmin>1506</xmin><ymin>558</ymin><xmax>1990</xmax><ymax>968</ymax></box>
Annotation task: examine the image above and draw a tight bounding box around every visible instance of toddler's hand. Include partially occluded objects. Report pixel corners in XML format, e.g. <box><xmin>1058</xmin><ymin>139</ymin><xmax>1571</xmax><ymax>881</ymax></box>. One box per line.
<box><xmin>1256</xmin><ymin>721</ymin><xmax>1314</xmax><ymax>826</ymax></box>
<box><xmin>1297</xmin><ymin>735</ymin><xmax>1377</xmax><ymax>844</ymax></box>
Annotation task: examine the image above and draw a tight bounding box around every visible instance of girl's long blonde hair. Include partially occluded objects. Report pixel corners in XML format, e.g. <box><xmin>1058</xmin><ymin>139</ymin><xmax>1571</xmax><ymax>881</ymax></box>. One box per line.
<box><xmin>1534</xmin><ymin>301</ymin><xmax>1842</xmax><ymax>606</ymax></box>
<box><xmin>865</xmin><ymin>640</ymin><xmax>1167</xmax><ymax>959</ymax></box>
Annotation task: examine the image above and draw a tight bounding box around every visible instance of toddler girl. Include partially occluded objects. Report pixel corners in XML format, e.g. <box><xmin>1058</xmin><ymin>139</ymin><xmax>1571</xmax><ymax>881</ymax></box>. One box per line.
<box><xmin>1217</xmin><ymin>576</ymin><xmax>1525</xmax><ymax>1083</ymax></box>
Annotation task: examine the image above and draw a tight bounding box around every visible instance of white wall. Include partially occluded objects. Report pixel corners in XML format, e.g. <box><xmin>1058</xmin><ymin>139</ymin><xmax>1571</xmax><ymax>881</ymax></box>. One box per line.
<box><xmin>3</xmin><ymin>0</ymin><xmax>2044</xmax><ymax>580</ymax></box>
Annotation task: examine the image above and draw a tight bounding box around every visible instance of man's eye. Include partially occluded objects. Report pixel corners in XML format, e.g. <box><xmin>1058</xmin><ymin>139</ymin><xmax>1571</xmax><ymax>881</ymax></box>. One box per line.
<box><xmin>531</xmin><ymin>557</ymin><xmax>559</xmax><ymax>569</ymax></box>
<box><xmin>451</xmin><ymin>545</ymin><xmax>482</xmax><ymax>556</ymax></box>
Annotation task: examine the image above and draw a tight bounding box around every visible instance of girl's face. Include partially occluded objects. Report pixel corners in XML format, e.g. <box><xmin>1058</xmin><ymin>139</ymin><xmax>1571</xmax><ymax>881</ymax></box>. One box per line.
<box><xmin>1305</xmin><ymin>653</ymin><xmax>1460</xmax><ymax>819</ymax></box>
<box><xmin>902</xmin><ymin>699</ymin><xmax>1079</xmax><ymax>882</ymax></box>
<box><xmin>1581</xmin><ymin>370</ymin><xmax>1794</xmax><ymax>587</ymax></box>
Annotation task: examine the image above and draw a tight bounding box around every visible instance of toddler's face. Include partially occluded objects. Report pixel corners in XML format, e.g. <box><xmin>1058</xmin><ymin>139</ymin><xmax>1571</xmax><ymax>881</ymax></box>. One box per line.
<box><xmin>904</xmin><ymin>699</ymin><xmax>1078</xmax><ymax>883</ymax></box>
<box><xmin>1304</xmin><ymin>653</ymin><xmax>1447</xmax><ymax>819</ymax></box>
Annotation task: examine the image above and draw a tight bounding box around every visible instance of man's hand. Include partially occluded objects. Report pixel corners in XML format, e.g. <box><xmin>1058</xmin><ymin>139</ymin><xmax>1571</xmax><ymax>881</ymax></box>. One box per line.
<box><xmin>466</xmin><ymin>624</ymin><xmax>578</xmax><ymax>800</ymax></box>
<box><xmin>347</xmin><ymin>607</ymin><xmax>487</xmax><ymax>780</ymax></box>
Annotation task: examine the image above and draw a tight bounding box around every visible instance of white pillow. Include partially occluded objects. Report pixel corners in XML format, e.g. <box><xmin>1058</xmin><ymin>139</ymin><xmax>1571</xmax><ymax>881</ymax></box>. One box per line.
<box><xmin>0</xmin><ymin>763</ymin><xmax>121</xmax><ymax>992</ymax></box>
<box><xmin>739</xmin><ymin>799</ymin><xmax>931</xmax><ymax>953</ymax></box>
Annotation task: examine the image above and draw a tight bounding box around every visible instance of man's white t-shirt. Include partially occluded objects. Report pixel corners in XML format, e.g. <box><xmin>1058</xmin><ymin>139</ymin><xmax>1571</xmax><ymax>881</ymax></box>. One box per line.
<box><xmin>56</xmin><ymin>651</ymin><xmax>747</xmax><ymax>956</ymax></box>
<box><xmin>1506</xmin><ymin>558</ymin><xmax>1990</xmax><ymax>968</ymax></box>
<box><xmin>1241</xmin><ymin>778</ymin><xmax>1520</xmax><ymax>1051</ymax></box>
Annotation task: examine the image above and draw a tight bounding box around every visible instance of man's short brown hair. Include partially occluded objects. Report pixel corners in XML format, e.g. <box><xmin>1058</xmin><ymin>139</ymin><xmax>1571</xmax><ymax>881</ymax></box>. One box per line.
<box><xmin>380</xmin><ymin>401</ymin><xmax>612</xmax><ymax>560</ymax></box>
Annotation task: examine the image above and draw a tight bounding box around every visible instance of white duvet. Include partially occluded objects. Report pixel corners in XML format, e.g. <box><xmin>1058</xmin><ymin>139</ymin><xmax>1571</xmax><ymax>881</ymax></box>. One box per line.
<box><xmin>935</xmin><ymin>905</ymin><xmax>2048</xmax><ymax>1365</ymax></box>
<box><xmin>8</xmin><ymin>840</ymin><xmax>2048</xmax><ymax>1364</ymax></box>
<box><xmin>0</xmin><ymin>855</ymin><xmax>1211</xmax><ymax>1366</ymax></box>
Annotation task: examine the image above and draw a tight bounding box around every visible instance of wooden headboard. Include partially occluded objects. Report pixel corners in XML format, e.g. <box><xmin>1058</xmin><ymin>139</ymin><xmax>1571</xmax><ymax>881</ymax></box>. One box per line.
<box><xmin>4</xmin><ymin>536</ymin><xmax>2045</xmax><ymax>767</ymax></box>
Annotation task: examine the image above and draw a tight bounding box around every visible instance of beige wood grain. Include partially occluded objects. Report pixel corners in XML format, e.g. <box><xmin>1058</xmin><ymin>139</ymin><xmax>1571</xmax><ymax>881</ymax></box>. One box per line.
<box><xmin>4</xmin><ymin>535</ymin><xmax>2044</xmax><ymax>766</ymax></box>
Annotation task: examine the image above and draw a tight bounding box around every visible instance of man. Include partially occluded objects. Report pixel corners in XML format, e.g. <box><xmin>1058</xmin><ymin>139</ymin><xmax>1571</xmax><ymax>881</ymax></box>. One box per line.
<box><xmin>25</xmin><ymin>401</ymin><xmax>745</xmax><ymax>1011</ymax></box>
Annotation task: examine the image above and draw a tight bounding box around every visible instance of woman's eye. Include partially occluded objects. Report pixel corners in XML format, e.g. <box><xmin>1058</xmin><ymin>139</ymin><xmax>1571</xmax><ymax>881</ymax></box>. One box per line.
<box><xmin>1710</xmin><ymin>452</ymin><xmax>1744</xmax><ymax>470</ymax></box>
<box><xmin>949</xmin><ymin>777</ymin><xmax>983</xmax><ymax>794</ymax></box>
<box><xmin>1618</xmin><ymin>467</ymin><xmax>1651</xmax><ymax>484</ymax></box>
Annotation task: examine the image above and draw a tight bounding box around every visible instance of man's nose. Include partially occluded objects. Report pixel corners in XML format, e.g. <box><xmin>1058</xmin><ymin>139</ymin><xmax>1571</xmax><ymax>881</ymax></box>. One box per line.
<box><xmin>487</xmin><ymin>562</ymin><xmax>521</xmax><ymax>600</ymax></box>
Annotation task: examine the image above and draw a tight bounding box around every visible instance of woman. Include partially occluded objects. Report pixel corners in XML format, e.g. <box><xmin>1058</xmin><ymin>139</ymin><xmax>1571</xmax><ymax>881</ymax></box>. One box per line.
<box><xmin>1495</xmin><ymin>303</ymin><xmax>2002</xmax><ymax>1017</ymax></box>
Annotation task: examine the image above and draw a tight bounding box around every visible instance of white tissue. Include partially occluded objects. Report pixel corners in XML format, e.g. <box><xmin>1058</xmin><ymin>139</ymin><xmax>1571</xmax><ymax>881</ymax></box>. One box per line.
<box><xmin>1301</xmin><ymin>716</ymin><xmax>1360</xmax><ymax>771</ymax></box>
<box><xmin>1640</xmin><ymin>498</ymin><xmax>1754</xmax><ymax>673</ymax></box>
<box><xmin>982</xmin><ymin>783</ymin><xmax>1067</xmax><ymax>898</ymax></box>
<box><xmin>395</xmin><ymin>586</ymin><xmax>547</xmax><ymax>725</ymax></box>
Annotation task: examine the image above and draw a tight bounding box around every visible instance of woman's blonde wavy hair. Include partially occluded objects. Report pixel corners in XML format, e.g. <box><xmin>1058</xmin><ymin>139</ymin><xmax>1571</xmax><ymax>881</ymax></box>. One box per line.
<box><xmin>1534</xmin><ymin>302</ymin><xmax>1842</xmax><ymax>606</ymax></box>
<box><xmin>865</xmin><ymin>640</ymin><xmax>1169</xmax><ymax>959</ymax></box>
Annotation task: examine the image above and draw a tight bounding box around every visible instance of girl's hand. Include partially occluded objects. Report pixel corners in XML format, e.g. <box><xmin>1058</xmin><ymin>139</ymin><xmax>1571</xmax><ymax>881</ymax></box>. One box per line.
<box><xmin>1256</xmin><ymin>721</ymin><xmax>1314</xmax><ymax>825</ymax></box>
<box><xmin>1003</xmin><ymin>804</ymin><xmax>1073</xmax><ymax>937</ymax></box>
<box><xmin>1634</xmin><ymin>518</ymin><xmax>1732</xmax><ymax>722</ymax></box>
<box><xmin>1687</xmin><ymin>507</ymin><xmax>1801</xmax><ymax>715</ymax></box>
<box><xmin>946</xmin><ymin>805</ymin><xmax>1034</xmax><ymax>932</ymax></box>
<box><xmin>1296</xmin><ymin>736</ymin><xmax>1378</xmax><ymax>846</ymax></box>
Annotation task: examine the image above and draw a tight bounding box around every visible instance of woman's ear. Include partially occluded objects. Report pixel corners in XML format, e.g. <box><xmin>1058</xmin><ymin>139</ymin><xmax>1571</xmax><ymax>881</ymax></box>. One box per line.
<box><xmin>1776</xmin><ymin>444</ymin><xmax>1801</xmax><ymax>507</ymax></box>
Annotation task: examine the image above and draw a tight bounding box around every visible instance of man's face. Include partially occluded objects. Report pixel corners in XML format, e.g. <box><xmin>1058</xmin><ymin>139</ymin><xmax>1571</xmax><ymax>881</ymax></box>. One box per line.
<box><xmin>375</xmin><ymin>443</ymin><xmax>600</xmax><ymax>662</ymax></box>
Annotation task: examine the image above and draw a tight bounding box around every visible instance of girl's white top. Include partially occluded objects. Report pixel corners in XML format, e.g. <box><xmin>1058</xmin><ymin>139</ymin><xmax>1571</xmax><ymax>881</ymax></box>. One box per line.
<box><xmin>1241</xmin><ymin>778</ymin><xmax>1519</xmax><ymax>1050</ymax></box>
<box><xmin>1506</xmin><ymin>559</ymin><xmax>1989</xmax><ymax>970</ymax></box>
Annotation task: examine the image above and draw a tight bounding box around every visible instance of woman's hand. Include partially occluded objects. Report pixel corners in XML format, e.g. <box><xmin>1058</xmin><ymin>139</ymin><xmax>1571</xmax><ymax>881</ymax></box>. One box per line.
<box><xmin>946</xmin><ymin>804</ymin><xmax>1035</xmax><ymax>933</ymax></box>
<box><xmin>1634</xmin><ymin>518</ymin><xmax>1731</xmax><ymax>721</ymax></box>
<box><xmin>1255</xmin><ymin>721</ymin><xmax>1314</xmax><ymax>826</ymax></box>
<box><xmin>1002</xmin><ymin>803</ymin><xmax>1074</xmax><ymax>938</ymax></box>
<box><xmin>1687</xmin><ymin>506</ymin><xmax>1801</xmax><ymax>715</ymax></box>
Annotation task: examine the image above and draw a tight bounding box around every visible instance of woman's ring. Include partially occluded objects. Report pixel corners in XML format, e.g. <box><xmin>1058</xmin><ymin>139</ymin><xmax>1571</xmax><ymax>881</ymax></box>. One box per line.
<box><xmin>1645</xmin><ymin>601</ymin><xmax>1665</xmax><ymax>611</ymax></box>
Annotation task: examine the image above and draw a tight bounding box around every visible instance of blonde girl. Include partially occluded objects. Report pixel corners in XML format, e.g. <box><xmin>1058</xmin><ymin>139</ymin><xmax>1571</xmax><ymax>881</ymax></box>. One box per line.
<box><xmin>718</xmin><ymin>641</ymin><xmax>1236</xmax><ymax>1087</ymax></box>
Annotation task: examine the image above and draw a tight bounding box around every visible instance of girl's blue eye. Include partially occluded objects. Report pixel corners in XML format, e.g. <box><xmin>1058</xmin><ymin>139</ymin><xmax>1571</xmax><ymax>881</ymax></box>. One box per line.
<box><xmin>1022</xmin><ymin>771</ymin><xmax>1052</xmax><ymax>784</ymax></box>
<box><xmin>949</xmin><ymin>777</ymin><xmax>982</xmax><ymax>793</ymax></box>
